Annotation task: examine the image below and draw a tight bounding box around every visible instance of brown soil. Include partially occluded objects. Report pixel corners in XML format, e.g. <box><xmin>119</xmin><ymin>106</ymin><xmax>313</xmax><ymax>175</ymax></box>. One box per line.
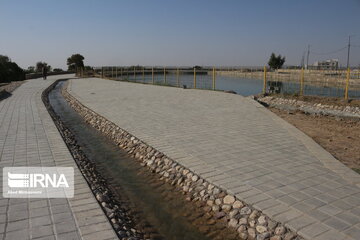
<box><xmin>270</xmin><ymin>108</ymin><xmax>360</xmax><ymax>174</ymax></box>
<box><xmin>268</xmin><ymin>94</ymin><xmax>360</xmax><ymax>107</ymax></box>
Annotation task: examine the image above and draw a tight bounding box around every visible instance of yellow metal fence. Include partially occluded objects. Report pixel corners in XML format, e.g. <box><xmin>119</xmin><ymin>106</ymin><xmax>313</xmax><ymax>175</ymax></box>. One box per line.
<box><xmin>77</xmin><ymin>66</ymin><xmax>360</xmax><ymax>99</ymax></box>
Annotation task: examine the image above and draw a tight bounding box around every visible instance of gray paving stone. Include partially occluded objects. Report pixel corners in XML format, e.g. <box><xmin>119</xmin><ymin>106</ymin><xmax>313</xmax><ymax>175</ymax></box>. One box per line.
<box><xmin>31</xmin><ymin>215</ymin><xmax>52</xmax><ymax>227</ymax></box>
<box><xmin>31</xmin><ymin>225</ymin><xmax>54</xmax><ymax>239</ymax></box>
<box><xmin>6</xmin><ymin>219</ymin><xmax>29</xmax><ymax>232</ymax></box>
<box><xmin>273</xmin><ymin>209</ymin><xmax>303</xmax><ymax>224</ymax></box>
<box><xmin>30</xmin><ymin>207</ymin><xmax>50</xmax><ymax>218</ymax></box>
<box><xmin>5</xmin><ymin>229</ymin><xmax>30</xmax><ymax>240</ymax></box>
<box><xmin>57</xmin><ymin>231</ymin><xmax>80</xmax><ymax>240</ymax></box>
<box><xmin>298</xmin><ymin>223</ymin><xmax>331</xmax><ymax>239</ymax></box>
<box><xmin>323</xmin><ymin>217</ymin><xmax>352</xmax><ymax>231</ymax></box>
<box><xmin>343</xmin><ymin>227</ymin><xmax>360</xmax><ymax>240</ymax></box>
<box><xmin>315</xmin><ymin>229</ymin><xmax>347</xmax><ymax>240</ymax></box>
<box><xmin>55</xmin><ymin>221</ymin><xmax>77</xmax><ymax>234</ymax></box>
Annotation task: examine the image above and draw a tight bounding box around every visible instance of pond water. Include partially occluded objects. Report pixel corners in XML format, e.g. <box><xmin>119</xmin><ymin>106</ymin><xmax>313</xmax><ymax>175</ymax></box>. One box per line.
<box><xmin>119</xmin><ymin>73</ymin><xmax>360</xmax><ymax>99</ymax></box>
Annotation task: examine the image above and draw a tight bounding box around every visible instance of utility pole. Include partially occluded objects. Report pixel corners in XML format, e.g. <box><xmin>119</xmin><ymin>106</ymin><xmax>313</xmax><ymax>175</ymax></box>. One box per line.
<box><xmin>301</xmin><ymin>51</ymin><xmax>305</xmax><ymax>68</ymax></box>
<box><xmin>306</xmin><ymin>45</ymin><xmax>310</xmax><ymax>69</ymax></box>
<box><xmin>346</xmin><ymin>35</ymin><xmax>352</xmax><ymax>69</ymax></box>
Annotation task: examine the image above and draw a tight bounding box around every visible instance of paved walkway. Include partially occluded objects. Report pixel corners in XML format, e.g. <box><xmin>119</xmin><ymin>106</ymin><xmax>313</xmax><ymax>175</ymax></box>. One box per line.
<box><xmin>69</xmin><ymin>78</ymin><xmax>360</xmax><ymax>240</ymax></box>
<box><xmin>0</xmin><ymin>76</ymin><xmax>117</xmax><ymax>240</ymax></box>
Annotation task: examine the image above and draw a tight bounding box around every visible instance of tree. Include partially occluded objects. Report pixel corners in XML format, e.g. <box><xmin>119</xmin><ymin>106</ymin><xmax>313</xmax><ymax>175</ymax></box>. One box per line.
<box><xmin>26</xmin><ymin>66</ymin><xmax>35</xmax><ymax>73</ymax></box>
<box><xmin>35</xmin><ymin>61</ymin><xmax>51</xmax><ymax>72</ymax></box>
<box><xmin>0</xmin><ymin>55</ymin><xmax>10</xmax><ymax>64</ymax></box>
<box><xmin>67</xmin><ymin>54</ymin><xmax>84</xmax><ymax>71</ymax></box>
<box><xmin>0</xmin><ymin>55</ymin><xmax>25</xmax><ymax>83</ymax></box>
<box><xmin>53</xmin><ymin>68</ymin><xmax>63</xmax><ymax>72</ymax></box>
<box><xmin>268</xmin><ymin>53</ymin><xmax>286</xmax><ymax>70</ymax></box>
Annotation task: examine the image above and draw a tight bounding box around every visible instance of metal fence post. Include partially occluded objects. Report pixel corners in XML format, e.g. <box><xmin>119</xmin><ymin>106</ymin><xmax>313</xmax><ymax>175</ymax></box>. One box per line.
<box><xmin>112</xmin><ymin>67</ymin><xmax>114</xmax><ymax>79</ymax></box>
<box><xmin>212</xmin><ymin>67</ymin><xmax>216</xmax><ymax>90</ymax></box>
<box><xmin>300</xmin><ymin>67</ymin><xmax>304</xmax><ymax>96</ymax></box>
<box><xmin>194</xmin><ymin>68</ymin><xmax>197</xmax><ymax>89</ymax></box>
<box><xmin>134</xmin><ymin>67</ymin><xmax>136</xmax><ymax>81</ymax></box>
<box><xmin>152</xmin><ymin>67</ymin><xmax>154</xmax><ymax>84</ymax></box>
<box><xmin>176</xmin><ymin>68</ymin><xmax>180</xmax><ymax>87</ymax></box>
<box><xmin>115</xmin><ymin>67</ymin><xmax>118</xmax><ymax>79</ymax></box>
<box><xmin>345</xmin><ymin>68</ymin><xmax>350</xmax><ymax>100</ymax></box>
<box><xmin>263</xmin><ymin>66</ymin><xmax>267</xmax><ymax>94</ymax></box>
<box><xmin>164</xmin><ymin>67</ymin><xmax>166</xmax><ymax>84</ymax></box>
<box><xmin>142</xmin><ymin>67</ymin><xmax>145</xmax><ymax>83</ymax></box>
<box><xmin>120</xmin><ymin>67</ymin><xmax>123</xmax><ymax>79</ymax></box>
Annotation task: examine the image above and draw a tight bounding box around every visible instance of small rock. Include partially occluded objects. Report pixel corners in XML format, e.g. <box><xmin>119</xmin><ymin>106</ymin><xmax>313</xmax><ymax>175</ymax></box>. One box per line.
<box><xmin>257</xmin><ymin>232</ymin><xmax>270</xmax><ymax>240</ymax></box>
<box><xmin>192</xmin><ymin>175</ymin><xmax>199</xmax><ymax>182</ymax></box>
<box><xmin>249</xmin><ymin>210</ymin><xmax>259</xmax><ymax>219</ymax></box>
<box><xmin>223</xmin><ymin>195</ymin><xmax>236</xmax><ymax>205</ymax></box>
<box><xmin>239</xmin><ymin>232</ymin><xmax>249</xmax><ymax>240</ymax></box>
<box><xmin>237</xmin><ymin>225</ymin><xmax>247</xmax><ymax>233</ymax></box>
<box><xmin>212</xmin><ymin>205</ymin><xmax>220</xmax><ymax>212</ymax></box>
<box><xmin>256</xmin><ymin>225</ymin><xmax>267</xmax><ymax>234</ymax></box>
<box><xmin>284</xmin><ymin>233</ymin><xmax>296</xmax><ymax>240</ymax></box>
<box><xmin>249</xmin><ymin>219</ymin><xmax>256</xmax><ymax>227</ymax></box>
<box><xmin>239</xmin><ymin>217</ymin><xmax>248</xmax><ymax>225</ymax></box>
<box><xmin>215</xmin><ymin>211</ymin><xmax>226</xmax><ymax>219</ymax></box>
<box><xmin>228</xmin><ymin>218</ymin><xmax>239</xmax><ymax>228</ymax></box>
<box><xmin>240</xmin><ymin>206</ymin><xmax>252</xmax><ymax>215</ymax></box>
<box><xmin>248</xmin><ymin>227</ymin><xmax>257</xmax><ymax>239</ymax></box>
<box><xmin>275</xmin><ymin>226</ymin><xmax>286</xmax><ymax>235</ymax></box>
<box><xmin>213</xmin><ymin>188</ymin><xmax>220</xmax><ymax>195</ymax></box>
<box><xmin>233</xmin><ymin>200</ymin><xmax>244</xmax><ymax>209</ymax></box>
<box><xmin>215</xmin><ymin>198</ymin><xmax>222</xmax><ymax>205</ymax></box>
<box><xmin>206</xmin><ymin>200</ymin><xmax>214</xmax><ymax>206</ymax></box>
<box><xmin>229</xmin><ymin>209</ymin><xmax>239</xmax><ymax>218</ymax></box>
<box><xmin>222</xmin><ymin>204</ymin><xmax>232</xmax><ymax>212</ymax></box>
<box><xmin>270</xmin><ymin>236</ymin><xmax>282</xmax><ymax>240</ymax></box>
<box><xmin>203</xmin><ymin>206</ymin><xmax>212</xmax><ymax>212</ymax></box>
<box><xmin>267</xmin><ymin>219</ymin><xmax>277</xmax><ymax>230</ymax></box>
<box><xmin>258</xmin><ymin>215</ymin><xmax>267</xmax><ymax>226</ymax></box>
<box><xmin>218</xmin><ymin>192</ymin><xmax>226</xmax><ymax>198</ymax></box>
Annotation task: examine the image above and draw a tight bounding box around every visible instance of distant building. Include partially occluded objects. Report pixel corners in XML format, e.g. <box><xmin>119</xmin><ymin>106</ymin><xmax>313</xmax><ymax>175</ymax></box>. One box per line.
<box><xmin>313</xmin><ymin>59</ymin><xmax>339</xmax><ymax>70</ymax></box>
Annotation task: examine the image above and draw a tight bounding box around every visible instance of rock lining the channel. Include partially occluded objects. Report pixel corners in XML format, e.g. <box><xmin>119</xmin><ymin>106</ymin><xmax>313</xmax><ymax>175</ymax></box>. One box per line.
<box><xmin>256</xmin><ymin>96</ymin><xmax>360</xmax><ymax>119</ymax></box>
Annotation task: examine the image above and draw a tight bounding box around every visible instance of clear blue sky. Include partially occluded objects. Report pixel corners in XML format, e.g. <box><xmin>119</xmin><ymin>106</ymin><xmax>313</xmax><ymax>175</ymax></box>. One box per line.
<box><xmin>1</xmin><ymin>0</ymin><xmax>360</xmax><ymax>69</ymax></box>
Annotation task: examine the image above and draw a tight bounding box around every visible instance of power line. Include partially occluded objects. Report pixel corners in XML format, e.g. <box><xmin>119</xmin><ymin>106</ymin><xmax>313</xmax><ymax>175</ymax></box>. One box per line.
<box><xmin>310</xmin><ymin>46</ymin><xmax>347</xmax><ymax>55</ymax></box>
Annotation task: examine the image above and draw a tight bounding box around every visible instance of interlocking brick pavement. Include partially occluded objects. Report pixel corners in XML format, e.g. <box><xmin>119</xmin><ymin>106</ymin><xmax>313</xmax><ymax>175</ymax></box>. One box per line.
<box><xmin>68</xmin><ymin>77</ymin><xmax>360</xmax><ymax>240</ymax></box>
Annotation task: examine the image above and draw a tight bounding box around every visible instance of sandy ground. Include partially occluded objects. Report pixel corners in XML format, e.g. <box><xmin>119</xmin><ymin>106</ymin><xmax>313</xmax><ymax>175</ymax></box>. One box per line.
<box><xmin>0</xmin><ymin>81</ymin><xmax>25</xmax><ymax>93</ymax></box>
<box><xmin>270</xmin><ymin>108</ymin><xmax>360</xmax><ymax>174</ymax></box>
